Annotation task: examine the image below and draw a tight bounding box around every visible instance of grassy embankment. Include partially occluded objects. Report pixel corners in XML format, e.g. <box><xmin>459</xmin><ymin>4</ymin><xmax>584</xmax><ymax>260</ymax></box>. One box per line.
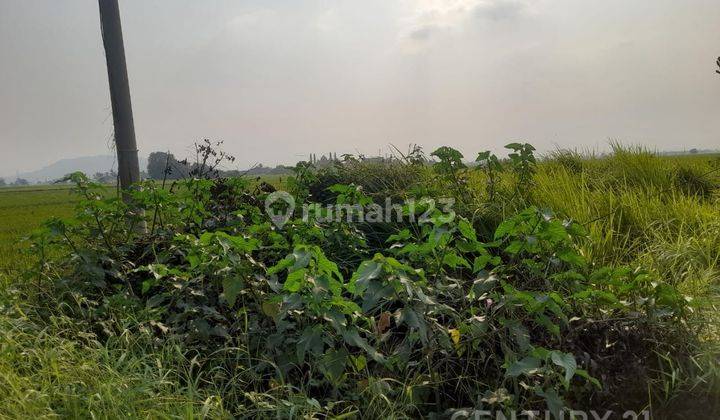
<box><xmin>0</xmin><ymin>149</ymin><xmax>718</xmax><ymax>418</ymax></box>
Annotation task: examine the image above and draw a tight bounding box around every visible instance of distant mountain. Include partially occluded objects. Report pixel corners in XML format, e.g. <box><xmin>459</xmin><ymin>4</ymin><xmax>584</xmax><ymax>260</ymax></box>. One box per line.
<box><xmin>3</xmin><ymin>155</ymin><xmax>148</xmax><ymax>184</ymax></box>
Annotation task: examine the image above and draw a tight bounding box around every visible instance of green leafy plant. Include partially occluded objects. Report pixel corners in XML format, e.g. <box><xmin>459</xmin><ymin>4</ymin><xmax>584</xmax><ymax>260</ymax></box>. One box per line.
<box><xmin>476</xmin><ymin>150</ymin><xmax>503</xmax><ymax>202</ymax></box>
<box><xmin>505</xmin><ymin>142</ymin><xmax>537</xmax><ymax>200</ymax></box>
<box><xmin>13</xmin><ymin>141</ymin><xmax>708</xmax><ymax>418</ymax></box>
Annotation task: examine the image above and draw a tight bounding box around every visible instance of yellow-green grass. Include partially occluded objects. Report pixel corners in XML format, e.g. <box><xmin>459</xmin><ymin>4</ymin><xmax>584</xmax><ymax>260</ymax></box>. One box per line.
<box><xmin>0</xmin><ymin>176</ymin><xmax>292</xmax><ymax>417</ymax></box>
<box><xmin>0</xmin><ymin>184</ymin><xmax>227</xmax><ymax>418</ymax></box>
<box><xmin>533</xmin><ymin>153</ymin><xmax>720</xmax><ymax>357</ymax></box>
<box><xmin>0</xmin><ymin>176</ymin><xmax>288</xmax><ymax>276</ymax></box>
<box><xmin>0</xmin><ymin>186</ymin><xmax>79</xmax><ymax>276</ymax></box>
<box><xmin>0</xmin><ymin>314</ymin><xmax>226</xmax><ymax>418</ymax></box>
<box><xmin>468</xmin><ymin>150</ymin><xmax>720</xmax><ymax>363</ymax></box>
<box><xmin>534</xmin><ymin>153</ymin><xmax>720</xmax><ymax>297</ymax></box>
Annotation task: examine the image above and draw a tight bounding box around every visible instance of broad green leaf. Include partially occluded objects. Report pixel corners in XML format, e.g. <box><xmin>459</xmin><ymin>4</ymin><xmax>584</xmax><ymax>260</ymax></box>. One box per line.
<box><xmin>442</xmin><ymin>251</ymin><xmax>471</xmax><ymax>269</ymax></box>
<box><xmin>222</xmin><ymin>277</ymin><xmax>244</xmax><ymax>307</ymax></box>
<box><xmin>186</xmin><ymin>253</ymin><xmax>200</xmax><ymax>269</ymax></box>
<box><xmin>320</xmin><ymin>348</ymin><xmax>348</xmax><ymax>385</ymax></box>
<box><xmin>473</xmin><ymin>255</ymin><xmax>492</xmax><ymax>272</ymax></box>
<box><xmin>504</xmin><ymin>240</ymin><xmax>525</xmax><ymax>254</ymax></box>
<box><xmin>566</xmin><ymin>221</ymin><xmax>588</xmax><ymax>237</ymax></box>
<box><xmin>227</xmin><ymin>235</ymin><xmax>259</xmax><ymax>253</ymax></box>
<box><xmin>557</xmin><ymin>247</ymin><xmax>585</xmax><ymax>267</ymax></box>
<box><xmin>199</xmin><ymin>232</ymin><xmax>215</xmax><ymax>245</ymax></box>
<box><xmin>284</xmin><ymin>268</ymin><xmax>306</xmax><ymax>292</ymax></box>
<box><xmin>148</xmin><ymin>263</ymin><xmax>169</xmax><ymax>279</ymax></box>
<box><xmin>505</xmin><ymin>356</ymin><xmax>541</xmax><ymax>378</ymax></box>
<box><xmin>387</xmin><ymin>229</ymin><xmax>411</xmax><ymax>243</ymax></box>
<box><xmin>429</xmin><ymin>227</ymin><xmax>451</xmax><ymax>247</ymax></box>
<box><xmin>267</xmin><ymin>255</ymin><xmax>294</xmax><ymax>275</ymax></box>
<box><xmin>351</xmin><ymin>354</ymin><xmax>367</xmax><ymax>371</ymax></box>
<box><xmin>316</xmin><ymin>251</ymin><xmax>342</xmax><ymax>281</ymax></box>
<box><xmin>535</xmin><ymin>314</ymin><xmax>561</xmax><ymax>337</ymax></box>
<box><xmin>296</xmin><ymin>326</ymin><xmax>324</xmax><ymax>363</ymax></box>
<box><xmin>535</xmin><ymin>387</ymin><xmax>565</xmax><ymax>420</ymax></box>
<box><xmin>323</xmin><ymin>308</ymin><xmax>348</xmax><ymax>333</ymax></box>
<box><xmin>330</xmin><ymin>296</ymin><xmax>362</xmax><ymax>315</ymax></box>
<box><xmin>457</xmin><ymin>219</ymin><xmax>477</xmax><ymax>241</ymax></box>
<box><xmin>141</xmin><ymin>279</ymin><xmax>155</xmax><ymax>294</ymax></box>
<box><xmin>348</xmin><ymin>259</ymin><xmax>383</xmax><ymax>295</ymax></box>
<box><xmin>476</xmin><ymin>151</ymin><xmax>491</xmax><ymax>161</ymax></box>
<box><xmin>261</xmin><ymin>299</ymin><xmax>281</xmax><ymax>318</ymax></box>
<box><xmin>291</xmin><ymin>248</ymin><xmax>312</xmax><ymax>271</ymax></box>
<box><xmin>551</xmin><ymin>351</ymin><xmax>577</xmax><ymax>386</ymax></box>
<box><xmin>469</xmin><ymin>273</ymin><xmax>498</xmax><ymax>298</ymax></box>
<box><xmin>398</xmin><ymin>307</ymin><xmax>427</xmax><ymax>344</ymax></box>
<box><xmin>342</xmin><ymin>327</ymin><xmax>385</xmax><ymax>363</ymax></box>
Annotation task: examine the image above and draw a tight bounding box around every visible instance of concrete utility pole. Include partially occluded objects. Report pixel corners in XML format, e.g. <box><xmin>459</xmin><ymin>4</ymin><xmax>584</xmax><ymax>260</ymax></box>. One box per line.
<box><xmin>98</xmin><ymin>0</ymin><xmax>141</xmax><ymax>196</ymax></box>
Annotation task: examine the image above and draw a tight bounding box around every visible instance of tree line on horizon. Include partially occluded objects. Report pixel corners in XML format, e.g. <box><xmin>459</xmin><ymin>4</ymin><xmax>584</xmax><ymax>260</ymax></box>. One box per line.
<box><xmin>146</xmin><ymin>151</ymin><xmax>294</xmax><ymax>180</ymax></box>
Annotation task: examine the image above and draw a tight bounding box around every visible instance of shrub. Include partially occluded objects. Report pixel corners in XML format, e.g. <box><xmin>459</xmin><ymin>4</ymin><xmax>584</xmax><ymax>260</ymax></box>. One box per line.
<box><xmin>17</xmin><ymin>141</ymin><xmax>711</xmax><ymax>418</ymax></box>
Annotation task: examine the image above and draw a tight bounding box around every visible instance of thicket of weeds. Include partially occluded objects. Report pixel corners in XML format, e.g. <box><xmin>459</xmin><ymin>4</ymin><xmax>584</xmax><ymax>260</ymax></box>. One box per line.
<box><xmin>1</xmin><ymin>141</ymin><xmax>718</xmax><ymax>418</ymax></box>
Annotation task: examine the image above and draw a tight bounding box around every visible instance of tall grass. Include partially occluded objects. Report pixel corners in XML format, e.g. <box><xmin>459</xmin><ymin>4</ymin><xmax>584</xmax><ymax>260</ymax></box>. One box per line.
<box><xmin>458</xmin><ymin>145</ymin><xmax>720</xmax><ymax>413</ymax></box>
<box><xmin>534</xmin><ymin>147</ymin><xmax>720</xmax><ymax>411</ymax></box>
<box><xmin>0</xmin><ymin>309</ymin><xmax>231</xmax><ymax>418</ymax></box>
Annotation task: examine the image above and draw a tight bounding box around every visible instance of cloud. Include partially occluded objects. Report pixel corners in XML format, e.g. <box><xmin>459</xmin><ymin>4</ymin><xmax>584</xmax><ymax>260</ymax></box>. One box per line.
<box><xmin>398</xmin><ymin>0</ymin><xmax>479</xmax><ymax>50</ymax></box>
<box><xmin>408</xmin><ymin>25</ymin><xmax>437</xmax><ymax>40</ymax></box>
<box><xmin>399</xmin><ymin>0</ymin><xmax>530</xmax><ymax>51</ymax></box>
<box><xmin>474</xmin><ymin>0</ymin><xmax>528</xmax><ymax>21</ymax></box>
<box><xmin>402</xmin><ymin>0</ymin><xmax>481</xmax><ymax>31</ymax></box>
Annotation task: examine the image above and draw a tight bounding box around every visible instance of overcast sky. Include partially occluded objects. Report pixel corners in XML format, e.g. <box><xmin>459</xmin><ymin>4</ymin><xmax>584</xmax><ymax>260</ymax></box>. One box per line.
<box><xmin>1</xmin><ymin>0</ymin><xmax>719</xmax><ymax>175</ymax></box>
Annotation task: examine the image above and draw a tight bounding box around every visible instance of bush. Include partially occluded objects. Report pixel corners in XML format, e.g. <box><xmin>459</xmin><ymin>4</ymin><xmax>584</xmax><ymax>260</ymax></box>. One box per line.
<box><xmin>15</xmin><ymin>142</ymin><xmax>716</xmax><ymax>418</ymax></box>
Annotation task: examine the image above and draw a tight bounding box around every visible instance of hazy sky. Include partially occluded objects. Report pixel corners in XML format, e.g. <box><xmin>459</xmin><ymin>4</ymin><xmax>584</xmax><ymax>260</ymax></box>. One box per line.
<box><xmin>1</xmin><ymin>0</ymin><xmax>719</xmax><ymax>175</ymax></box>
